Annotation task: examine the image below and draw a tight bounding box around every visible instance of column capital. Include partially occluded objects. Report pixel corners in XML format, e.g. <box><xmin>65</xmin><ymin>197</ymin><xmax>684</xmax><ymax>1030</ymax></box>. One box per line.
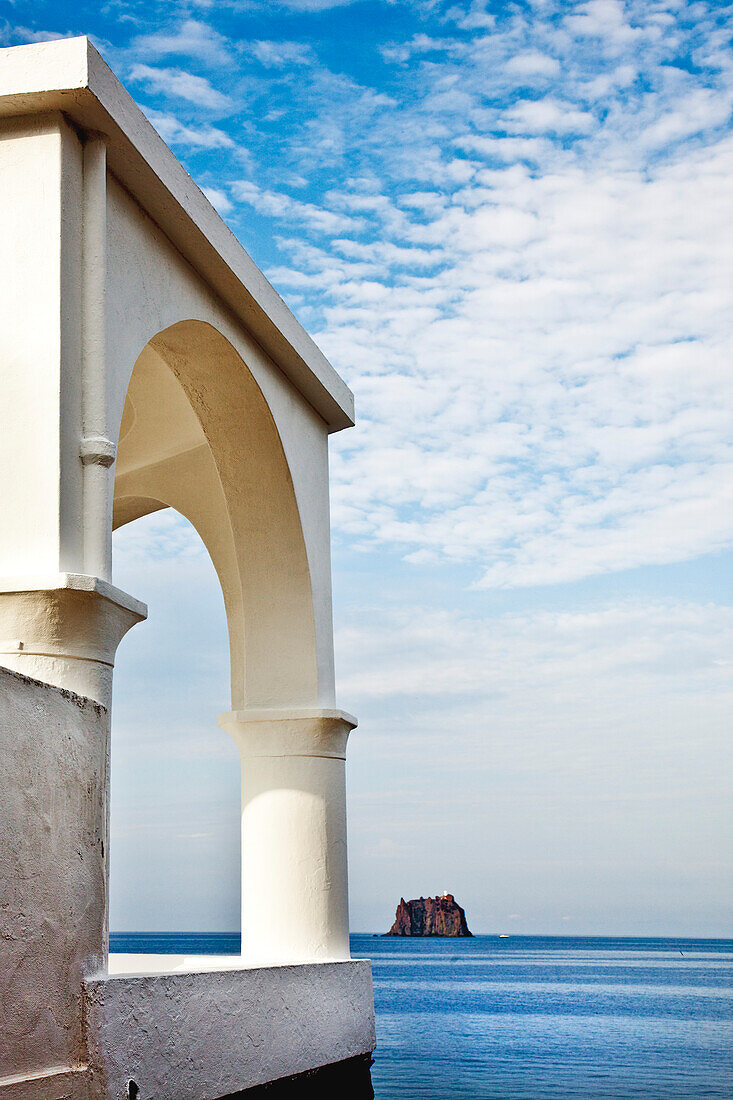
<box><xmin>218</xmin><ymin>707</ymin><xmax>357</xmax><ymax>760</ymax></box>
<box><xmin>0</xmin><ymin>573</ymin><xmax>146</xmax><ymax>705</ymax></box>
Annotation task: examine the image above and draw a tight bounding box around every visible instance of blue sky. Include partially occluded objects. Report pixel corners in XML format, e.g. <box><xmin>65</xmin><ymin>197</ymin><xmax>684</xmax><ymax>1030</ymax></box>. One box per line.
<box><xmin>3</xmin><ymin>0</ymin><xmax>731</xmax><ymax>935</ymax></box>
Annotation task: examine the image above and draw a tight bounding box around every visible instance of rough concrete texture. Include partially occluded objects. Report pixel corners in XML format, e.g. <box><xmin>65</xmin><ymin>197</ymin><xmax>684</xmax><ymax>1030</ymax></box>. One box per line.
<box><xmin>0</xmin><ymin>578</ymin><xmax>145</xmax><ymax>707</ymax></box>
<box><xmin>85</xmin><ymin>960</ymin><xmax>375</xmax><ymax>1100</ymax></box>
<box><xmin>0</xmin><ymin>667</ymin><xmax>108</xmax><ymax>1086</ymax></box>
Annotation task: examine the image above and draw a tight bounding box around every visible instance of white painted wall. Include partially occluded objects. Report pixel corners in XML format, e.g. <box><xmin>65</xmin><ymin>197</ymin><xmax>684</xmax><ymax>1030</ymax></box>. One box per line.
<box><xmin>0</xmin><ymin>117</ymin><xmax>338</xmax><ymax>708</ymax></box>
<box><xmin>0</xmin><ymin>115</ymin><xmax>84</xmax><ymax>577</ymax></box>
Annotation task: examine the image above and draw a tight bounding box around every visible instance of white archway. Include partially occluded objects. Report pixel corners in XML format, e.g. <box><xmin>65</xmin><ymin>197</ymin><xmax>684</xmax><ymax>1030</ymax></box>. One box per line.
<box><xmin>114</xmin><ymin>320</ymin><xmax>320</xmax><ymax>711</ymax></box>
<box><xmin>111</xmin><ymin>322</ymin><xmax>354</xmax><ymax>963</ymax></box>
<box><xmin>0</xmin><ymin>39</ymin><xmax>374</xmax><ymax>1094</ymax></box>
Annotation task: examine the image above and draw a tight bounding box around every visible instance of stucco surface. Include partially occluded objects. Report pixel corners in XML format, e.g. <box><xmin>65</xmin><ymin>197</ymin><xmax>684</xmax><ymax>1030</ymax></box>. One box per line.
<box><xmin>220</xmin><ymin>711</ymin><xmax>356</xmax><ymax>964</ymax></box>
<box><xmin>0</xmin><ymin>667</ymin><xmax>107</xmax><ymax>1084</ymax></box>
<box><xmin>85</xmin><ymin>961</ymin><xmax>375</xmax><ymax>1100</ymax></box>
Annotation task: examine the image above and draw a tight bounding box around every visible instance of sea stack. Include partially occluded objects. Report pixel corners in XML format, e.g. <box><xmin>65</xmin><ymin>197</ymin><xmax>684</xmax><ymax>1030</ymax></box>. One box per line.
<box><xmin>385</xmin><ymin>894</ymin><xmax>472</xmax><ymax>936</ymax></box>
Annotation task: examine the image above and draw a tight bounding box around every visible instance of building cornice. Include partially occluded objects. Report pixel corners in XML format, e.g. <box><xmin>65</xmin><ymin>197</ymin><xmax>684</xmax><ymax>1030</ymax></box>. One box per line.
<box><xmin>0</xmin><ymin>37</ymin><xmax>355</xmax><ymax>432</ymax></box>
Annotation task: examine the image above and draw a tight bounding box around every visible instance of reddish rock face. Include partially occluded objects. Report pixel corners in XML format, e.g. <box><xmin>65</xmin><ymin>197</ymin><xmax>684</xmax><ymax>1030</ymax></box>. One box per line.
<box><xmin>385</xmin><ymin>894</ymin><xmax>472</xmax><ymax>937</ymax></box>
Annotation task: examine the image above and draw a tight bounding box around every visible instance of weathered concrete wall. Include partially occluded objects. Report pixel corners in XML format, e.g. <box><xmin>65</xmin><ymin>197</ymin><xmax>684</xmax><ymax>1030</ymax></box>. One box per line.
<box><xmin>0</xmin><ymin>667</ymin><xmax>108</xmax><ymax>1087</ymax></box>
<box><xmin>85</xmin><ymin>960</ymin><xmax>375</xmax><ymax>1100</ymax></box>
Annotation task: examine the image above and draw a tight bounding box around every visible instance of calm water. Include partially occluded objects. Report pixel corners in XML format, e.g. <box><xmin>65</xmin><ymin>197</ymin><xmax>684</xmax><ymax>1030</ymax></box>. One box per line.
<box><xmin>110</xmin><ymin>933</ymin><xmax>733</xmax><ymax>1098</ymax></box>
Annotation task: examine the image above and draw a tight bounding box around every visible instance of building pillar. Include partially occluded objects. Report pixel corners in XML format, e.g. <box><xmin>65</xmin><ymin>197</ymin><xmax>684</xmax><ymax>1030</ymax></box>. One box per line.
<box><xmin>218</xmin><ymin>708</ymin><xmax>357</xmax><ymax>965</ymax></box>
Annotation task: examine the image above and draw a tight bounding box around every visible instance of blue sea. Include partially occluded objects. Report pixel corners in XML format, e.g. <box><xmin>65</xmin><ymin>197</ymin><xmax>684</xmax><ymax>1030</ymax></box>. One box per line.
<box><xmin>109</xmin><ymin>933</ymin><xmax>733</xmax><ymax>1098</ymax></box>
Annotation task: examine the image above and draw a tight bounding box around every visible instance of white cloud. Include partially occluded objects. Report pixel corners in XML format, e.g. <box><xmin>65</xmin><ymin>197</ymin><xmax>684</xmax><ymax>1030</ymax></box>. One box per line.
<box><xmin>641</xmin><ymin>88</ymin><xmax>733</xmax><ymax>149</ymax></box>
<box><xmin>1</xmin><ymin>26</ymin><xmax>75</xmax><ymax>44</ymax></box>
<box><xmin>564</xmin><ymin>0</ymin><xmax>645</xmax><ymax>52</ymax></box>
<box><xmin>231</xmin><ymin>179</ymin><xmax>363</xmax><ymax>234</ymax></box>
<box><xmin>128</xmin><ymin>64</ymin><xmax>231</xmax><ymax>109</ymax></box>
<box><xmin>505</xmin><ymin>50</ymin><xmax>561</xmax><ymax>78</ymax></box>
<box><xmin>132</xmin><ymin>20</ymin><xmax>231</xmax><ymax>66</ymax></box>
<box><xmin>501</xmin><ymin>98</ymin><xmax>596</xmax><ymax>135</ymax></box>
<box><xmin>247</xmin><ymin>39</ymin><xmax>314</xmax><ymax>67</ymax></box>
<box><xmin>144</xmin><ymin>108</ymin><xmax>235</xmax><ymax>149</ymax></box>
<box><xmin>448</xmin><ymin>1</ymin><xmax>496</xmax><ymax>32</ymax></box>
<box><xmin>337</xmin><ymin>599</ymin><xmax>733</xmax><ymax>711</ymax></box>
<box><xmin>222</xmin><ymin>4</ymin><xmax>732</xmax><ymax>590</ymax></box>
<box><xmin>380</xmin><ymin>34</ymin><xmax>458</xmax><ymax>64</ymax></box>
<box><xmin>202</xmin><ymin>186</ymin><xmax>234</xmax><ymax>215</ymax></box>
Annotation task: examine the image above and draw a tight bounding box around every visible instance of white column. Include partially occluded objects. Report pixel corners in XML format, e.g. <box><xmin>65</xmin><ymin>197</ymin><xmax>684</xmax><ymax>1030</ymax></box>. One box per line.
<box><xmin>218</xmin><ymin>708</ymin><xmax>357</xmax><ymax>965</ymax></box>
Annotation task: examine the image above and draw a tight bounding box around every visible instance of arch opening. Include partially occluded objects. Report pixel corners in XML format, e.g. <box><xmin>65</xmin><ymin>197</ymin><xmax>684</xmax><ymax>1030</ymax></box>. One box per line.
<box><xmin>112</xmin><ymin>319</ymin><xmax>320</xmax><ymax>711</ymax></box>
<box><xmin>110</xmin><ymin>507</ymin><xmax>240</xmax><ymax>940</ymax></box>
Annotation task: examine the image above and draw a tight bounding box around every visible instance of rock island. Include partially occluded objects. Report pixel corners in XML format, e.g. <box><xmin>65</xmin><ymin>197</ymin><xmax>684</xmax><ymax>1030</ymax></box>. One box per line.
<box><xmin>385</xmin><ymin>893</ymin><xmax>472</xmax><ymax>936</ymax></box>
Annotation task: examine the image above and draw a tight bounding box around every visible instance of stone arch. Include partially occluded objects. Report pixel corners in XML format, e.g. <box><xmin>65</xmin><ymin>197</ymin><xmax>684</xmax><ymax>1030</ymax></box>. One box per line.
<box><xmin>112</xmin><ymin>320</ymin><xmax>320</xmax><ymax>710</ymax></box>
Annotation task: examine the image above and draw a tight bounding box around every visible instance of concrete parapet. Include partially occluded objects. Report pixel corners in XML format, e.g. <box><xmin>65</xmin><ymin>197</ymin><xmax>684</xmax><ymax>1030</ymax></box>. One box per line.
<box><xmin>85</xmin><ymin>960</ymin><xmax>375</xmax><ymax>1100</ymax></box>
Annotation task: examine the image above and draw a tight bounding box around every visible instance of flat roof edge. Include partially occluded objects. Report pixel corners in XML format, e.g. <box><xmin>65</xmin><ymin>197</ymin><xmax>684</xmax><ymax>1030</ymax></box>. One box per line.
<box><xmin>0</xmin><ymin>37</ymin><xmax>354</xmax><ymax>432</ymax></box>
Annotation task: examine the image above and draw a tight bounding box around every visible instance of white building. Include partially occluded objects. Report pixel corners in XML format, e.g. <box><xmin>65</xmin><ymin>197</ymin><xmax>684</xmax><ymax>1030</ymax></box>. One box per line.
<box><xmin>0</xmin><ymin>37</ymin><xmax>375</xmax><ymax>1099</ymax></box>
